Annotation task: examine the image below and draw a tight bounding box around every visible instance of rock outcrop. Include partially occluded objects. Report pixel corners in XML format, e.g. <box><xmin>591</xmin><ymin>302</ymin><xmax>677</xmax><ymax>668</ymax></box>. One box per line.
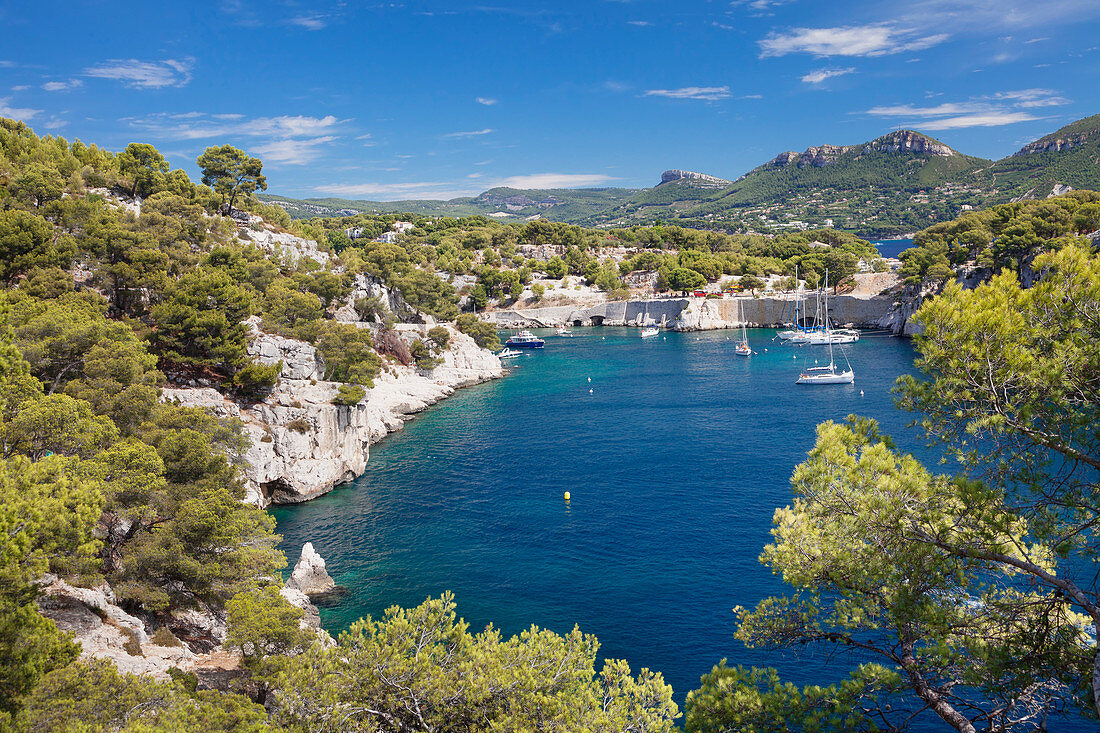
<box><xmin>163</xmin><ymin>324</ymin><xmax>503</xmax><ymax>506</ymax></box>
<box><xmin>864</xmin><ymin>130</ymin><xmax>955</xmax><ymax>157</ymax></box>
<box><xmin>769</xmin><ymin>131</ymin><xmax>955</xmax><ymax>170</ymax></box>
<box><xmin>287</xmin><ymin>543</ymin><xmax>335</xmax><ymax>596</ymax></box>
<box><xmin>36</xmin><ymin>576</ymin><xmax>242</xmax><ymax>683</ymax></box>
<box><xmin>1015</xmin><ymin>131</ymin><xmax>1097</xmax><ymax>156</ymax></box>
<box><xmin>659</xmin><ymin>170</ymin><xmax>731</xmax><ymax>187</ymax></box>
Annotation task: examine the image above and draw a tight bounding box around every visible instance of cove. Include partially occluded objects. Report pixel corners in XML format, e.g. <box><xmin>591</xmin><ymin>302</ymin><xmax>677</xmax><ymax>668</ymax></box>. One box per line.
<box><xmin>271</xmin><ymin>328</ymin><xmax>925</xmax><ymax>699</ymax></box>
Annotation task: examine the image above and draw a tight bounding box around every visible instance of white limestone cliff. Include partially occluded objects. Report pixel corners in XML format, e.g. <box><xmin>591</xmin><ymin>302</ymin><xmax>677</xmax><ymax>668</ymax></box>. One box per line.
<box><xmin>162</xmin><ymin>323</ymin><xmax>503</xmax><ymax>506</ymax></box>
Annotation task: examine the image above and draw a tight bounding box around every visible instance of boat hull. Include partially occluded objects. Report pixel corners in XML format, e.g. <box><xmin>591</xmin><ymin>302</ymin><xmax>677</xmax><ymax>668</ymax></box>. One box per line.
<box><xmin>506</xmin><ymin>340</ymin><xmax>544</xmax><ymax>348</ymax></box>
<box><xmin>796</xmin><ymin>370</ymin><xmax>854</xmax><ymax>384</ymax></box>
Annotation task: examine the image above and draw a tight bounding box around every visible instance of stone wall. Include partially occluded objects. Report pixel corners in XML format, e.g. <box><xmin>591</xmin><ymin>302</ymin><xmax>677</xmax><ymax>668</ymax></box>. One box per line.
<box><xmin>482</xmin><ymin>293</ymin><xmax>912</xmax><ymax>333</ymax></box>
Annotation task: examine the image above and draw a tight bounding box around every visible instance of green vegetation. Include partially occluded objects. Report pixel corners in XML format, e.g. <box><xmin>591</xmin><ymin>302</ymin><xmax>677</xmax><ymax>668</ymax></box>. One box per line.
<box><xmin>685</xmin><ymin>235</ymin><xmax>1100</xmax><ymax>729</ymax></box>
<box><xmin>897</xmin><ymin>191</ymin><xmax>1100</xmax><ymax>283</ymax></box>
<box><xmin>4</xmin><ymin>113</ymin><xmax>1100</xmax><ymax>731</ymax></box>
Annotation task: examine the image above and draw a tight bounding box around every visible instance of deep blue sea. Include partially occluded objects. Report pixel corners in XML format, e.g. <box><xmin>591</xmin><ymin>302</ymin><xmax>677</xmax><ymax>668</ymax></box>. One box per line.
<box><xmin>873</xmin><ymin>237</ymin><xmax>915</xmax><ymax>258</ymax></box>
<box><xmin>271</xmin><ymin>327</ymin><xmax>1088</xmax><ymax>730</ymax></box>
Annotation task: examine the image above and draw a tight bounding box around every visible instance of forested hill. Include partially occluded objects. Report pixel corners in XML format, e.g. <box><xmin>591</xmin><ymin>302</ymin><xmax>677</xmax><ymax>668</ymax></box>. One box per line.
<box><xmin>264</xmin><ymin>115</ymin><xmax>1100</xmax><ymax>237</ymax></box>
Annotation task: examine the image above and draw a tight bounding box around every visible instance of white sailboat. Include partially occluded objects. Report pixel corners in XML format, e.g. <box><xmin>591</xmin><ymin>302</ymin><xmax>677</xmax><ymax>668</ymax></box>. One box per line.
<box><xmin>734</xmin><ymin>297</ymin><xmax>751</xmax><ymax>356</ymax></box>
<box><xmin>796</xmin><ymin>271</ymin><xmax>854</xmax><ymax>385</ymax></box>
<box><xmin>640</xmin><ymin>290</ymin><xmax>660</xmax><ymax>338</ymax></box>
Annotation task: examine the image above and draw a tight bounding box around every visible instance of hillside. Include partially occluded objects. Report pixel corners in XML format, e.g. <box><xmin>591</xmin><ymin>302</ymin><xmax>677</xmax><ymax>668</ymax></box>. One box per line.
<box><xmin>978</xmin><ymin>113</ymin><xmax>1100</xmax><ymax>200</ymax></box>
<box><xmin>268</xmin><ymin>117</ymin><xmax>1100</xmax><ymax>238</ymax></box>
<box><xmin>260</xmin><ymin>185</ymin><xmax>640</xmax><ymax>222</ymax></box>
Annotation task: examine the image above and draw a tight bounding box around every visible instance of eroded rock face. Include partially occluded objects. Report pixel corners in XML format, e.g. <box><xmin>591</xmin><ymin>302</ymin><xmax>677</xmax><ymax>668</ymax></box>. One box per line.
<box><xmin>864</xmin><ymin>130</ymin><xmax>955</xmax><ymax>157</ymax></box>
<box><xmin>163</xmin><ymin>325</ymin><xmax>503</xmax><ymax>506</ymax></box>
<box><xmin>287</xmin><ymin>543</ymin><xmax>335</xmax><ymax>596</ymax></box>
<box><xmin>246</xmin><ymin>316</ymin><xmax>324</xmax><ymax>380</ymax></box>
<box><xmin>659</xmin><ymin>170</ymin><xmax>732</xmax><ymax>187</ymax></box>
<box><xmin>334</xmin><ymin>273</ymin><xmax>422</xmax><ymax>324</ymax></box>
<box><xmin>35</xmin><ymin>576</ymin><xmax>243</xmax><ymax>681</ymax></box>
<box><xmin>1015</xmin><ymin>131</ymin><xmax>1097</xmax><ymax>155</ymax></box>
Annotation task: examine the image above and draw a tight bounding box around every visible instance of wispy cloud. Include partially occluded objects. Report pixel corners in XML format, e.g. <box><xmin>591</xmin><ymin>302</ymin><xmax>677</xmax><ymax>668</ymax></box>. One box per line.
<box><xmin>476</xmin><ymin>97</ymin><xmax>498</xmax><ymax>106</ymax></box>
<box><xmin>83</xmin><ymin>58</ymin><xmax>194</xmax><ymax>88</ymax></box>
<box><xmin>916</xmin><ymin>112</ymin><xmax>1041</xmax><ymax>130</ymax></box>
<box><xmin>864</xmin><ymin>89</ymin><xmax>1068</xmax><ymax>130</ymax></box>
<box><xmin>899</xmin><ymin>0</ymin><xmax>1100</xmax><ymax>30</ymax></box>
<box><xmin>801</xmin><ymin>67</ymin><xmax>855</xmax><ymax>84</ymax></box>
<box><xmin>760</xmin><ymin>25</ymin><xmax>948</xmax><ymax>57</ymax></box>
<box><xmin>315</xmin><ymin>172</ymin><xmax>617</xmax><ymax>201</ymax></box>
<box><xmin>125</xmin><ymin>112</ymin><xmax>346</xmax><ymax>165</ymax></box>
<box><xmin>443</xmin><ymin>128</ymin><xmax>494</xmax><ymax>139</ymax></box>
<box><xmin>731</xmin><ymin>0</ymin><xmax>795</xmax><ymax>16</ymax></box>
<box><xmin>627</xmin><ymin>20</ymin><xmax>653</xmax><ymax>26</ymax></box>
<box><xmin>495</xmin><ymin>173</ymin><xmax>616</xmax><ymax>189</ymax></box>
<box><xmin>129</xmin><ymin>112</ymin><xmax>343</xmax><ymax>140</ymax></box>
<box><xmin>252</xmin><ymin>136</ymin><xmax>337</xmax><ymax>164</ymax></box>
<box><xmin>643</xmin><ymin>85</ymin><xmax>730</xmax><ymax>101</ymax></box>
<box><xmin>42</xmin><ymin>78</ymin><xmax>83</xmax><ymax>92</ymax></box>
<box><xmin>0</xmin><ymin>97</ymin><xmax>42</xmax><ymax>120</ymax></box>
<box><xmin>288</xmin><ymin>14</ymin><xmax>328</xmax><ymax>30</ymax></box>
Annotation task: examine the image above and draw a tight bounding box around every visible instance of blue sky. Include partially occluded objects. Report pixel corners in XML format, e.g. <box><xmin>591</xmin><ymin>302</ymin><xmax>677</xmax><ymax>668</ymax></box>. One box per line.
<box><xmin>2</xmin><ymin>0</ymin><xmax>1099</xmax><ymax>199</ymax></box>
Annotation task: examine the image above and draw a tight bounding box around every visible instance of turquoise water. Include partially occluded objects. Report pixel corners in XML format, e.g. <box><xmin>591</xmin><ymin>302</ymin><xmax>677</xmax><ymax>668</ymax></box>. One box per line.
<box><xmin>270</xmin><ymin>328</ymin><xmax>1084</xmax><ymax>729</ymax></box>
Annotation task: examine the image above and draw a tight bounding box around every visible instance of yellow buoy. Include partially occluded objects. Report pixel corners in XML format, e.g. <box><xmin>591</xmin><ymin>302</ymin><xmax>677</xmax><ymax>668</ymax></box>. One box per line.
<box><xmin>564</xmin><ymin>491</ymin><xmax>571</xmax><ymax>501</ymax></box>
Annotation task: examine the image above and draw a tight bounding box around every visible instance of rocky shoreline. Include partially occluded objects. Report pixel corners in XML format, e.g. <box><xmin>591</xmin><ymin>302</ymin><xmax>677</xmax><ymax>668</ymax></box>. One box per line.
<box><xmin>163</xmin><ymin>320</ymin><xmax>504</xmax><ymax>507</ymax></box>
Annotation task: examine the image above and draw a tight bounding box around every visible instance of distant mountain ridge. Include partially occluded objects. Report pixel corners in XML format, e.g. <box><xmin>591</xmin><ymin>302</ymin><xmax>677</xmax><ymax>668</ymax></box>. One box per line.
<box><xmin>261</xmin><ymin>115</ymin><xmax>1100</xmax><ymax>237</ymax></box>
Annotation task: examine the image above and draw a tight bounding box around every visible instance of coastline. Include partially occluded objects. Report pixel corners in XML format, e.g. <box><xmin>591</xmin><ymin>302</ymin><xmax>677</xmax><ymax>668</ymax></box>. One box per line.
<box><xmin>163</xmin><ymin>323</ymin><xmax>505</xmax><ymax>508</ymax></box>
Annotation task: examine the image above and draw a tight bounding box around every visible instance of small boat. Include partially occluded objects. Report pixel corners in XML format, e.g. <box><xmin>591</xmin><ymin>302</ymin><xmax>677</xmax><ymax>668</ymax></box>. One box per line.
<box><xmin>496</xmin><ymin>347</ymin><xmax>522</xmax><ymax>359</ymax></box>
<box><xmin>734</xmin><ymin>297</ymin><xmax>751</xmax><ymax>357</ymax></box>
<box><xmin>796</xmin><ymin>362</ymin><xmax>855</xmax><ymax>384</ymax></box>
<box><xmin>556</xmin><ymin>325</ymin><xmax>574</xmax><ymax>337</ymax></box>
<box><xmin>505</xmin><ymin>330</ymin><xmax>545</xmax><ymax>349</ymax></box>
<box><xmin>641</xmin><ymin>326</ymin><xmax>660</xmax><ymax>338</ymax></box>
<box><xmin>795</xmin><ymin>271</ymin><xmax>854</xmax><ymax>384</ymax></box>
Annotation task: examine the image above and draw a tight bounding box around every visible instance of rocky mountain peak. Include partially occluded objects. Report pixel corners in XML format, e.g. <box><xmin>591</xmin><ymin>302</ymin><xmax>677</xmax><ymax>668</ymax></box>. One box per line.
<box><xmin>659</xmin><ymin>170</ymin><xmax>731</xmax><ymax>187</ymax></box>
<box><xmin>864</xmin><ymin>130</ymin><xmax>956</xmax><ymax>157</ymax></box>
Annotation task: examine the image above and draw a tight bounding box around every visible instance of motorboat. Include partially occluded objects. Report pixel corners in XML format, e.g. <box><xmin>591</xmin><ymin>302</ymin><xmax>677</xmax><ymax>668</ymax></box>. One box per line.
<box><xmin>641</xmin><ymin>326</ymin><xmax>660</xmax><ymax>338</ymax></box>
<box><xmin>505</xmin><ymin>330</ymin><xmax>545</xmax><ymax>349</ymax></box>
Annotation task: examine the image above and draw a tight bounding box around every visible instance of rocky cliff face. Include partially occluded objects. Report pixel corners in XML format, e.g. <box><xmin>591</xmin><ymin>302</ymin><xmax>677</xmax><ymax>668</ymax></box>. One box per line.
<box><xmin>163</xmin><ymin>324</ymin><xmax>503</xmax><ymax>507</ymax></box>
<box><xmin>659</xmin><ymin>170</ymin><xmax>731</xmax><ymax>187</ymax></box>
<box><xmin>769</xmin><ymin>131</ymin><xmax>955</xmax><ymax>170</ymax></box>
<box><xmin>1015</xmin><ymin>131</ymin><xmax>1097</xmax><ymax>155</ymax></box>
<box><xmin>864</xmin><ymin>130</ymin><xmax>956</xmax><ymax>157</ymax></box>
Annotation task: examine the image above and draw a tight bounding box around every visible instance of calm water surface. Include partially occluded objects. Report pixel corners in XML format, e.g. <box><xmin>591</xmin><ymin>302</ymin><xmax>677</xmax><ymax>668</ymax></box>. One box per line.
<box><xmin>271</xmin><ymin>328</ymin><xmax>1085</xmax><ymax>730</ymax></box>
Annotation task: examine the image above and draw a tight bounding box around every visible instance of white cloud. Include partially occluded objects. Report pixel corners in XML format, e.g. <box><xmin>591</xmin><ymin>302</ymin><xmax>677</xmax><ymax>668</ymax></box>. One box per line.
<box><xmin>760</xmin><ymin>25</ymin><xmax>948</xmax><ymax>57</ymax></box>
<box><xmin>0</xmin><ymin>97</ymin><xmax>41</xmax><ymax>120</ymax></box>
<box><xmin>494</xmin><ymin>173</ymin><xmax>616</xmax><ymax>189</ymax></box>
<box><xmin>130</xmin><ymin>112</ymin><xmax>343</xmax><ymax>140</ymax></box>
<box><xmin>801</xmin><ymin>67</ymin><xmax>855</xmax><ymax>84</ymax></box>
<box><xmin>863</xmin><ymin>88</ymin><xmax>1068</xmax><ymax>130</ymax></box>
<box><xmin>252</xmin><ymin>136</ymin><xmax>337</xmax><ymax>164</ymax></box>
<box><xmin>476</xmin><ymin>97</ymin><xmax>498</xmax><ymax>106</ymax></box>
<box><xmin>316</xmin><ymin>181</ymin><xmax>481</xmax><ymax>200</ymax></box>
<box><xmin>991</xmin><ymin>88</ymin><xmax>1070</xmax><ymax>107</ymax></box>
<box><xmin>42</xmin><ymin>78</ymin><xmax>83</xmax><ymax>92</ymax></box>
<box><xmin>443</xmin><ymin>128</ymin><xmax>494</xmax><ymax>138</ymax></box>
<box><xmin>84</xmin><ymin>58</ymin><xmax>194</xmax><ymax>88</ymax></box>
<box><xmin>643</xmin><ymin>85</ymin><xmax>730</xmax><ymax>101</ymax></box>
<box><xmin>10</xmin><ymin>85</ymin><xmax>30</xmax><ymax>92</ymax></box>
<box><xmin>918</xmin><ymin>112</ymin><xmax>1042</xmax><ymax>129</ymax></box>
<box><xmin>899</xmin><ymin>0</ymin><xmax>1100</xmax><ymax>30</ymax></box>
<box><xmin>627</xmin><ymin>20</ymin><xmax>653</xmax><ymax>26</ymax></box>
<box><xmin>289</xmin><ymin>14</ymin><xmax>327</xmax><ymax>30</ymax></box>
<box><xmin>315</xmin><ymin>172</ymin><xmax>617</xmax><ymax>201</ymax></box>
